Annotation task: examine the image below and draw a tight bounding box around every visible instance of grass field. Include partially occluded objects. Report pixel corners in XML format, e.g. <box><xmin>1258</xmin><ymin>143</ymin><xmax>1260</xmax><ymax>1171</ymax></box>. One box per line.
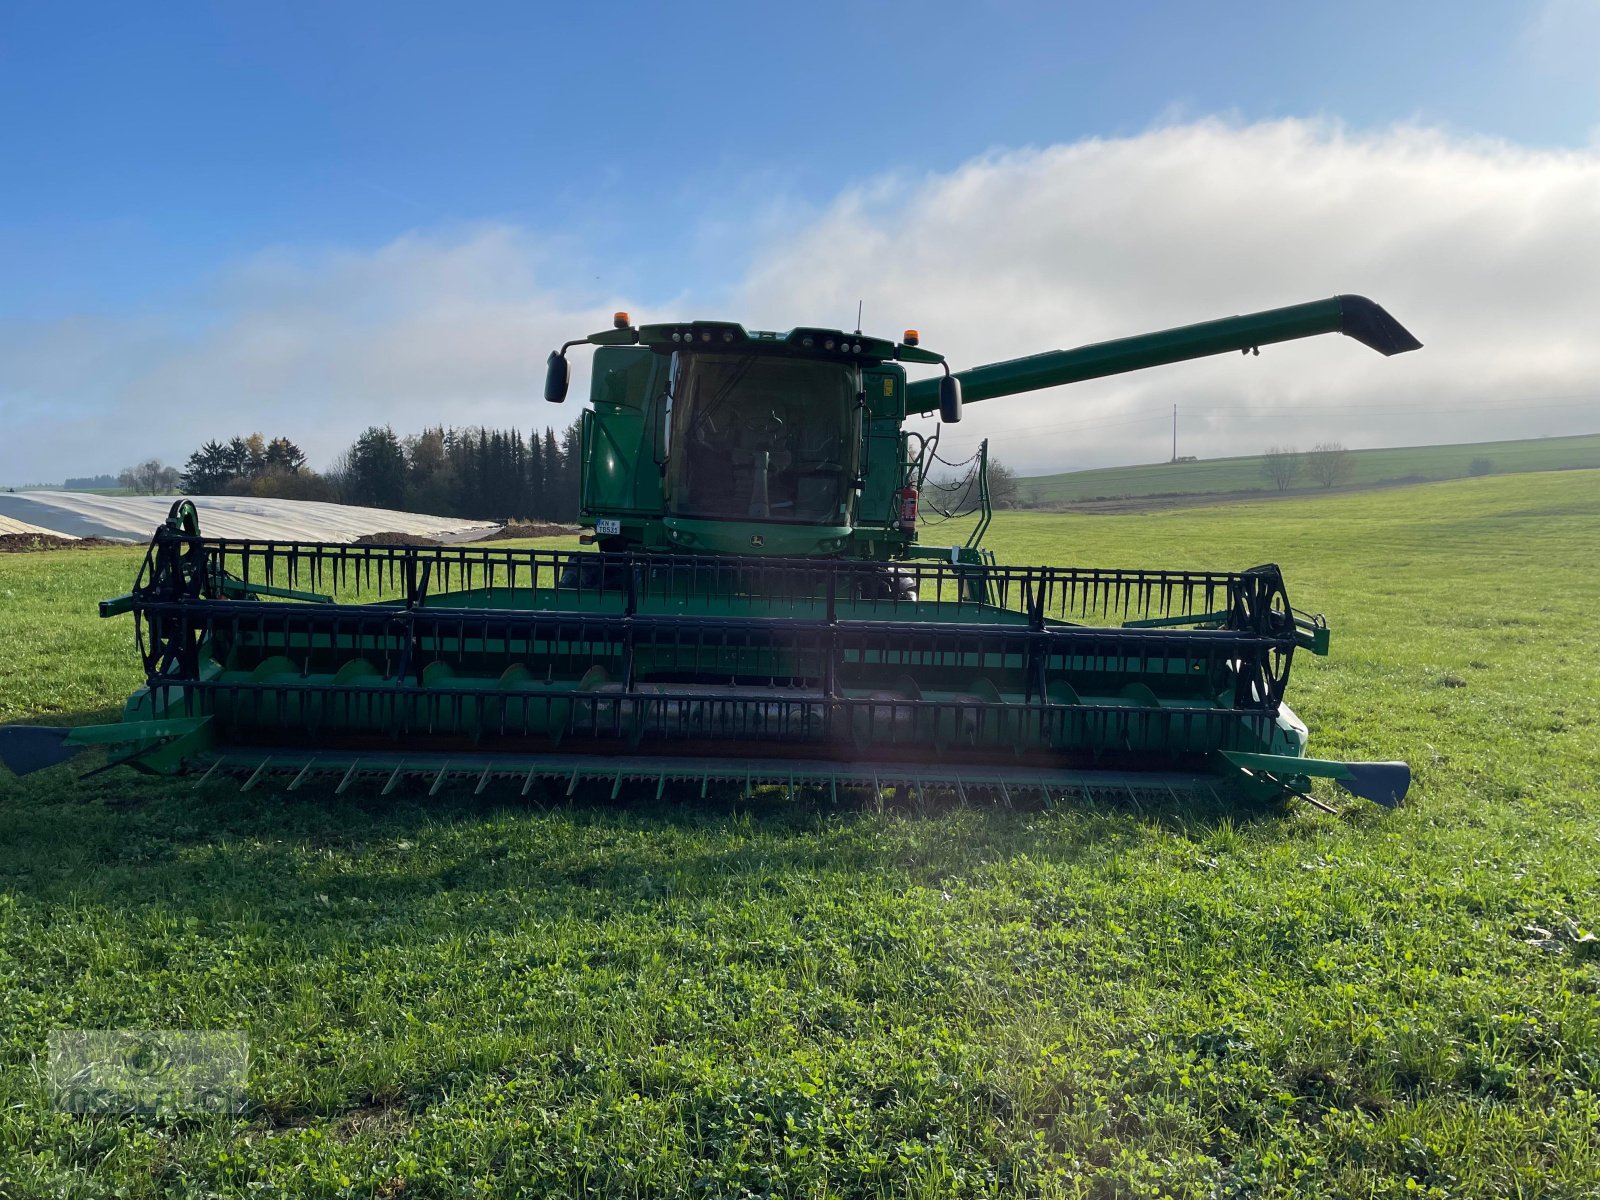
<box><xmin>2</xmin><ymin>473</ymin><xmax>1599</xmax><ymax>1198</ymax></box>
<box><xmin>1015</xmin><ymin>431</ymin><xmax>1600</xmax><ymax>506</ymax></box>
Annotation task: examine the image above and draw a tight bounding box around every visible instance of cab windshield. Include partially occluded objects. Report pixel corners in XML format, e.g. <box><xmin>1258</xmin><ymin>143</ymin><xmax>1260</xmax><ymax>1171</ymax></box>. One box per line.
<box><xmin>668</xmin><ymin>354</ymin><xmax>857</xmax><ymax>524</ymax></box>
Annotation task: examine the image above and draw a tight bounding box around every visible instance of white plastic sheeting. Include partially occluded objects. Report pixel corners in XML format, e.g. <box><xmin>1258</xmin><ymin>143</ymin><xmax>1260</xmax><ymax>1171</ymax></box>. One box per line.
<box><xmin>0</xmin><ymin>511</ymin><xmax>75</xmax><ymax>538</ymax></box>
<box><xmin>0</xmin><ymin>492</ymin><xmax>500</xmax><ymax>544</ymax></box>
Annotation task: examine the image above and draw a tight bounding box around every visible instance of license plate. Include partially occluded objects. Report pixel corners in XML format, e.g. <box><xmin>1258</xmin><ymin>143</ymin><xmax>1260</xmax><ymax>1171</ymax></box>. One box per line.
<box><xmin>594</xmin><ymin>518</ymin><xmax>621</xmax><ymax>536</ymax></box>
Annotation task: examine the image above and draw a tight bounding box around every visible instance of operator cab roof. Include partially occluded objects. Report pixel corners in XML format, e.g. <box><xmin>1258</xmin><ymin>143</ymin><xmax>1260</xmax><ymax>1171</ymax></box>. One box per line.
<box><xmin>636</xmin><ymin>320</ymin><xmax>943</xmax><ymax>366</ymax></box>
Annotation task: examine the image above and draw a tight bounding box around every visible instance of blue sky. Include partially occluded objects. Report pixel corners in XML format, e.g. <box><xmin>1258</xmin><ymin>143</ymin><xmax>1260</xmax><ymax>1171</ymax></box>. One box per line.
<box><xmin>4</xmin><ymin>1</ymin><xmax>1588</xmax><ymax>316</ymax></box>
<box><xmin>3</xmin><ymin>0</ymin><xmax>1598</xmax><ymax>481</ymax></box>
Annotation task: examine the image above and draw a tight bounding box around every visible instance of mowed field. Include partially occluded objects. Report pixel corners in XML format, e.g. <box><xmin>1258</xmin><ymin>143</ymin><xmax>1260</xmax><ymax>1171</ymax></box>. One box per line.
<box><xmin>1016</xmin><ymin>431</ymin><xmax>1600</xmax><ymax>506</ymax></box>
<box><xmin>2</xmin><ymin>472</ymin><xmax>1598</xmax><ymax>1198</ymax></box>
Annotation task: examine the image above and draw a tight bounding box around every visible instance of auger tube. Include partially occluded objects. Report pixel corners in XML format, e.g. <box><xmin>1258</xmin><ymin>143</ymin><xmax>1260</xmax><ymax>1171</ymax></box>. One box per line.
<box><xmin>905</xmin><ymin>295</ymin><xmax>1421</xmax><ymax>413</ymax></box>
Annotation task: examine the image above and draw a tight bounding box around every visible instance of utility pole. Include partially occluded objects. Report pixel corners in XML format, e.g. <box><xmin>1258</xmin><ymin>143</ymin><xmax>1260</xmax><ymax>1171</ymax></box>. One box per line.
<box><xmin>1171</xmin><ymin>404</ymin><xmax>1177</xmax><ymax>463</ymax></box>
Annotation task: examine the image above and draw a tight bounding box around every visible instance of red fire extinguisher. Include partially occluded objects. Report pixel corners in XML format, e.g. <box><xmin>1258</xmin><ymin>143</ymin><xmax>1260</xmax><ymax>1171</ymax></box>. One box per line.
<box><xmin>896</xmin><ymin>483</ymin><xmax>918</xmax><ymax>534</ymax></box>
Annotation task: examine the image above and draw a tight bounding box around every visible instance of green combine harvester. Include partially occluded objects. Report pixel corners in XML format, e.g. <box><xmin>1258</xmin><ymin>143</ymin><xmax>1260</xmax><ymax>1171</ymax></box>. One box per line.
<box><xmin>2</xmin><ymin>296</ymin><xmax>1420</xmax><ymax>806</ymax></box>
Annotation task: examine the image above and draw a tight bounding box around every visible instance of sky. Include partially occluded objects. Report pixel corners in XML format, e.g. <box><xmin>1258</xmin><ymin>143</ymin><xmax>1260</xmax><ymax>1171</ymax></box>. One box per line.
<box><xmin>2</xmin><ymin>0</ymin><xmax>1599</xmax><ymax>484</ymax></box>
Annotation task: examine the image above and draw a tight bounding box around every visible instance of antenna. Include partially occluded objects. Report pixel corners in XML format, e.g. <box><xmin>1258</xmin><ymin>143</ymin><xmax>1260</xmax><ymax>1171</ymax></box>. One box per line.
<box><xmin>855</xmin><ymin>300</ymin><xmax>863</xmax><ymax>336</ymax></box>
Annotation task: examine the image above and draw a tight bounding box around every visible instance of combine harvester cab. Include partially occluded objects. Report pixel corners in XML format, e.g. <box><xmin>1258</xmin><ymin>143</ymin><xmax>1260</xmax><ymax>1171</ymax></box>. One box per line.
<box><xmin>1</xmin><ymin>297</ymin><xmax>1419</xmax><ymax>808</ymax></box>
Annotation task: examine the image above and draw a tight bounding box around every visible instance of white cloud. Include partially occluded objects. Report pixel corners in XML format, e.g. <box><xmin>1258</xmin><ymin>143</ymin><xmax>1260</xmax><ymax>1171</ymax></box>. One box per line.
<box><xmin>0</xmin><ymin>226</ymin><xmax>633</xmax><ymax>481</ymax></box>
<box><xmin>3</xmin><ymin>119</ymin><xmax>1599</xmax><ymax>484</ymax></box>
<box><xmin>735</xmin><ymin>118</ymin><xmax>1600</xmax><ymax>471</ymax></box>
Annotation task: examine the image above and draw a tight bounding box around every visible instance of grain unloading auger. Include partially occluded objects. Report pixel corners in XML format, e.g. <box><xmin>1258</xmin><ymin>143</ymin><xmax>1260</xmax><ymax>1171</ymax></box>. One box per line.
<box><xmin>2</xmin><ymin>296</ymin><xmax>1420</xmax><ymax>807</ymax></box>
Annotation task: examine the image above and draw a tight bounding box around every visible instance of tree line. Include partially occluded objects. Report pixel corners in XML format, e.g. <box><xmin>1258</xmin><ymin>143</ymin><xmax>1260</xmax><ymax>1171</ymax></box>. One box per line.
<box><xmin>118</xmin><ymin>421</ymin><xmax>587</xmax><ymax>521</ymax></box>
<box><xmin>1260</xmin><ymin>442</ymin><xmax>1353</xmax><ymax>491</ymax></box>
<box><xmin>327</xmin><ymin>423</ymin><xmax>584</xmax><ymax>521</ymax></box>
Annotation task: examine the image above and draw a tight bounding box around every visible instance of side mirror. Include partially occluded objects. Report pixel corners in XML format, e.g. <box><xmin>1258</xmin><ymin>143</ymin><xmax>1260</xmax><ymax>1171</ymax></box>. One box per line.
<box><xmin>938</xmin><ymin>375</ymin><xmax>963</xmax><ymax>423</ymax></box>
<box><xmin>544</xmin><ymin>352</ymin><xmax>569</xmax><ymax>403</ymax></box>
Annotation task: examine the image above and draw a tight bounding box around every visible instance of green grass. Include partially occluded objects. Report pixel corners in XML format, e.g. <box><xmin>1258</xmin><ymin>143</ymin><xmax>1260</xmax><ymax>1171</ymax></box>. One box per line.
<box><xmin>2</xmin><ymin>474</ymin><xmax>1599</xmax><ymax>1198</ymax></box>
<box><xmin>1016</xmin><ymin>431</ymin><xmax>1600</xmax><ymax>505</ymax></box>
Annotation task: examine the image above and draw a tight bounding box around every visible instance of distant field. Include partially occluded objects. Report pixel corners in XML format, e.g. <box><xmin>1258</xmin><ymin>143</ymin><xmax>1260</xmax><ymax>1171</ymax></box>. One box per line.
<box><xmin>3</xmin><ymin>474</ymin><xmax>1599</xmax><ymax>1197</ymax></box>
<box><xmin>1017</xmin><ymin>430</ymin><xmax>1600</xmax><ymax>506</ymax></box>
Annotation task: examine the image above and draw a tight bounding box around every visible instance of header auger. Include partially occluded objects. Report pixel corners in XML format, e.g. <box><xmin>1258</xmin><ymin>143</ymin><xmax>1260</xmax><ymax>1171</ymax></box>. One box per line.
<box><xmin>1</xmin><ymin>296</ymin><xmax>1420</xmax><ymax>808</ymax></box>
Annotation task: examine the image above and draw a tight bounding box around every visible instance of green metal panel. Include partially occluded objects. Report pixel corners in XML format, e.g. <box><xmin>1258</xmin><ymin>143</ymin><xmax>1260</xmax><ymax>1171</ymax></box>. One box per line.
<box><xmin>862</xmin><ymin>366</ymin><xmax>905</xmax><ymax>420</ymax></box>
<box><xmin>660</xmin><ymin>516</ymin><xmax>853</xmax><ymax>556</ymax></box>
<box><xmin>856</xmin><ymin>418</ymin><xmax>903</xmax><ymax>532</ymax></box>
<box><xmin>855</xmin><ymin>367</ymin><xmax>908</xmax><ymax>537</ymax></box>
<box><xmin>582</xmin><ymin>346</ymin><xmax>665</xmax><ymax>517</ymax></box>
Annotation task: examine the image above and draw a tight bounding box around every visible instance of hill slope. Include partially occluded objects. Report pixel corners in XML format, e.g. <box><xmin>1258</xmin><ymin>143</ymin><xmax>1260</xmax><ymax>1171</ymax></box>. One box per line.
<box><xmin>1017</xmin><ymin>430</ymin><xmax>1600</xmax><ymax>506</ymax></box>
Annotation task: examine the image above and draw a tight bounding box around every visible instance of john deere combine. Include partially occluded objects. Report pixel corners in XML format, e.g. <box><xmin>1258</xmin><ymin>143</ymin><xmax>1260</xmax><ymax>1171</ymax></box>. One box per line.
<box><xmin>2</xmin><ymin>296</ymin><xmax>1420</xmax><ymax>806</ymax></box>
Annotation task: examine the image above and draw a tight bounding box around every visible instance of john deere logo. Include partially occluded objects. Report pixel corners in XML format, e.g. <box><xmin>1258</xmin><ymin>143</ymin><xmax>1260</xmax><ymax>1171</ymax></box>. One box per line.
<box><xmin>750</xmin><ymin>534</ymin><xmax>765</xmax><ymax>548</ymax></box>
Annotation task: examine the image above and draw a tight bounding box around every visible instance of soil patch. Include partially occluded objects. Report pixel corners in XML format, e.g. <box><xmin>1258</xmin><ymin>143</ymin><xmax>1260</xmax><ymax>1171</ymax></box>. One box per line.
<box><xmin>0</xmin><ymin>533</ymin><xmax>128</xmax><ymax>552</ymax></box>
<box><xmin>351</xmin><ymin>532</ymin><xmax>443</xmax><ymax>547</ymax></box>
<box><xmin>474</xmin><ymin>522</ymin><xmax>579</xmax><ymax>541</ymax></box>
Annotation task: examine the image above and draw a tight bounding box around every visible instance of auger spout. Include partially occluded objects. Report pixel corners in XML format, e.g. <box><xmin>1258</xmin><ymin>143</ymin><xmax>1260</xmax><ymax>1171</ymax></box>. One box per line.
<box><xmin>904</xmin><ymin>295</ymin><xmax>1420</xmax><ymax>413</ymax></box>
